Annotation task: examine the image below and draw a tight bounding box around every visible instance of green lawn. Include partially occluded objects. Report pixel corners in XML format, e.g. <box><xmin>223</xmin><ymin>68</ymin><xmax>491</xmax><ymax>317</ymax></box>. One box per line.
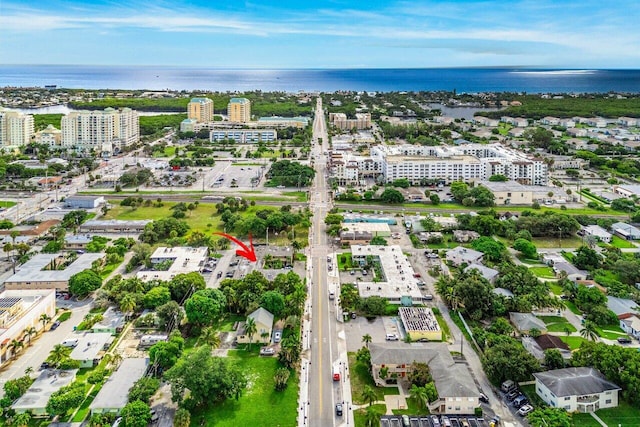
<box><xmin>593</xmin><ymin>400</ymin><xmax>640</xmax><ymax>426</ymax></box>
<box><xmin>571</xmin><ymin>413</ymin><xmax>602</xmax><ymax>427</ymax></box>
<box><xmin>529</xmin><ymin>266</ymin><xmax>556</xmax><ymax>278</ymax></box>
<box><xmin>281</xmin><ymin>191</ymin><xmax>308</xmax><ymax>202</ymax></box>
<box><xmin>538</xmin><ymin>315</ymin><xmax>577</xmax><ymax>333</ymax></box>
<box><xmin>595</xmin><ymin>324</ymin><xmax>626</xmax><ymax>340</ymax></box>
<box><xmin>348</xmin><ymin>352</ymin><xmax>391</xmax><ymax>404</ymax></box>
<box><xmin>218</xmin><ymin>314</ymin><xmax>245</xmax><ymax>332</ymax></box>
<box><xmin>337</xmin><ymin>253</ymin><xmax>354</xmax><ymax>271</ymax></box>
<box><xmin>559</xmin><ymin>335</ymin><xmax>589</xmax><ymax>350</ymax></box>
<box><xmin>392</xmin><ymin>397</ymin><xmax>429</xmax><ymax>416</ymax></box>
<box><xmin>433</xmin><ymin>311</ymin><xmax>450</xmax><ymax>342</ymax></box>
<box><xmin>0</xmin><ymin>200</ymin><xmax>17</xmax><ymax>208</ymax></box>
<box><xmin>548</xmin><ymin>281</ymin><xmax>563</xmax><ymax>295</ymax></box>
<box><xmin>71</xmin><ymin>383</ymin><xmax>103</xmax><ymax>422</ymax></box>
<box><xmin>190</xmin><ymin>349</ymin><xmax>298</xmax><ymax>427</ymax></box>
<box><xmin>610</xmin><ymin>235</ymin><xmax>636</xmax><ymax>249</ymax></box>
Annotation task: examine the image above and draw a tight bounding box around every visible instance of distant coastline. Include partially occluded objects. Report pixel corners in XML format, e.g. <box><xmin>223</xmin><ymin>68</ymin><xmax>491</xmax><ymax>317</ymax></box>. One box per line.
<box><xmin>1</xmin><ymin>65</ymin><xmax>639</xmax><ymax>93</ymax></box>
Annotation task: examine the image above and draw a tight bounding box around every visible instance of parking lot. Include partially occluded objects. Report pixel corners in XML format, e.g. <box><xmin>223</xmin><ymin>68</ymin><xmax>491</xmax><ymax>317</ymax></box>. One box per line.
<box><xmin>344</xmin><ymin>316</ymin><xmax>406</xmax><ymax>351</ymax></box>
<box><xmin>380</xmin><ymin>415</ymin><xmax>489</xmax><ymax>427</ymax></box>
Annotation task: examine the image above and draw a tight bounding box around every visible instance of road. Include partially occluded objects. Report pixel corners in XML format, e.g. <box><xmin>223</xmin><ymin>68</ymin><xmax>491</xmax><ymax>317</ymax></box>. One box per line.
<box><xmin>306</xmin><ymin>98</ymin><xmax>346</xmax><ymax>427</ymax></box>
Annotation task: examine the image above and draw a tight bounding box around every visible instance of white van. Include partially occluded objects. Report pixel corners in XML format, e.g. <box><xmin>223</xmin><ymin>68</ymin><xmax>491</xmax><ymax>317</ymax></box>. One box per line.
<box><xmin>61</xmin><ymin>338</ymin><xmax>79</xmax><ymax>348</ymax></box>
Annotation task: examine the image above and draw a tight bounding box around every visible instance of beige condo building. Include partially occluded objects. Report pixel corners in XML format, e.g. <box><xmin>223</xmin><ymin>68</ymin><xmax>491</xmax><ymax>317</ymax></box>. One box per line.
<box><xmin>61</xmin><ymin>107</ymin><xmax>139</xmax><ymax>154</ymax></box>
<box><xmin>0</xmin><ymin>107</ymin><xmax>34</xmax><ymax>147</ymax></box>
<box><xmin>228</xmin><ymin>97</ymin><xmax>251</xmax><ymax>123</ymax></box>
<box><xmin>187</xmin><ymin>97</ymin><xmax>214</xmax><ymax>123</ymax></box>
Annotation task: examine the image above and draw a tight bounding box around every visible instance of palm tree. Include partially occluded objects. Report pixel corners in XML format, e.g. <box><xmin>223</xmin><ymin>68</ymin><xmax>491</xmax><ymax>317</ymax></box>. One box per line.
<box><xmin>49</xmin><ymin>344</ymin><xmax>72</xmax><ymax>368</ymax></box>
<box><xmin>563</xmin><ymin>326</ymin><xmax>572</xmax><ymax>337</ymax></box>
<box><xmin>9</xmin><ymin>339</ymin><xmax>24</xmax><ymax>359</ymax></box>
<box><xmin>200</xmin><ymin>327</ymin><xmax>221</xmax><ymax>349</ymax></box>
<box><xmin>409</xmin><ymin>384</ymin><xmax>428</xmax><ymax>409</ymax></box>
<box><xmin>361</xmin><ymin>385</ymin><xmax>377</xmax><ymax>406</ymax></box>
<box><xmin>110</xmin><ymin>353</ymin><xmax>123</xmax><ymax>369</ymax></box>
<box><xmin>364</xmin><ymin>405</ymin><xmax>381</xmax><ymax>427</ymax></box>
<box><xmin>580</xmin><ymin>321</ymin><xmax>599</xmax><ymax>342</ymax></box>
<box><xmin>39</xmin><ymin>313</ymin><xmax>52</xmax><ymax>331</ymax></box>
<box><xmin>362</xmin><ymin>334</ymin><xmax>372</xmax><ymax>348</ymax></box>
<box><xmin>22</xmin><ymin>326</ymin><xmax>36</xmax><ymax>346</ymax></box>
<box><xmin>119</xmin><ymin>294</ymin><xmax>137</xmax><ymax>317</ymax></box>
<box><xmin>24</xmin><ymin>366</ymin><xmax>34</xmax><ymax>376</ymax></box>
<box><xmin>244</xmin><ymin>317</ymin><xmax>257</xmax><ymax>350</ymax></box>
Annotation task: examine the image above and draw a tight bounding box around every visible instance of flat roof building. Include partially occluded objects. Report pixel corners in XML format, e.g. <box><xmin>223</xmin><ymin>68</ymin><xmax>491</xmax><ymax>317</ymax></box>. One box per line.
<box><xmin>582</xmin><ymin>225</ymin><xmax>612</xmax><ymax>243</ymax></box>
<box><xmin>3</xmin><ymin>253</ymin><xmax>104</xmax><ymax>291</ymax></box>
<box><xmin>342</xmin><ymin>222</ymin><xmax>391</xmax><ymax>237</ymax></box>
<box><xmin>350</xmin><ymin>245</ymin><xmax>423</xmax><ymax>304</ymax></box>
<box><xmin>13</xmin><ymin>369</ymin><xmax>78</xmax><ymax>415</ymax></box>
<box><xmin>398</xmin><ymin>307</ymin><xmax>442</xmax><ymax>341</ymax></box>
<box><xmin>0</xmin><ymin>289</ymin><xmax>56</xmax><ymax>368</ymax></box>
<box><xmin>137</xmin><ymin>246</ymin><xmax>208</xmax><ymax>282</ymax></box>
<box><xmin>79</xmin><ymin>219</ymin><xmax>151</xmax><ymax>234</ymax></box>
<box><xmin>90</xmin><ymin>358</ymin><xmax>148</xmax><ymax>415</ymax></box>
<box><xmin>69</xmin><ymin>332</ymin><xmax>114</xmax><ymax>368</ymax></box>
<box><xmin>64</xmin><ymin>195</ymin><xmax>105</xmax><ymax>209</ymax></box>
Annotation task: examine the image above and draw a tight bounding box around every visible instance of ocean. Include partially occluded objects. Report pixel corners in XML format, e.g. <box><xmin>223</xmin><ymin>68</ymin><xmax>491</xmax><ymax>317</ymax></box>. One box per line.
<box><xmin>0</xmin><ymin>65</ymin><xmax>639</xmax><ymax>93</ymax></box>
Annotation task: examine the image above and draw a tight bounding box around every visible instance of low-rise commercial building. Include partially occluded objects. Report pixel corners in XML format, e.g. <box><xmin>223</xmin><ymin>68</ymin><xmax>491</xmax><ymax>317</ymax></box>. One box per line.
<box><xmin>64</xmin><ymin>195</ymin><xmax>105</xmax><ymax>209</ymax></box>
<box><xmin>398</xmin><ymin>307</ymin><xmax>442</xmax><ymax>341</ymax></box>
<box><xmin>0</xmin><ymin>289</ymin><xmax>56</xmax><ymax>367</ymax></box>
<box><xmin>611</xmin><ymin>222</ymin><xmax>640</xmax><ymax>240</ymax></box>
<box><xmin>342</xmin><ymin>222</ymin><xmax>391</xmax><ymax>237</ymax></box>
<box><xmin>3</xmin><ymin>253</ymin><xmax>105</xmax><ymax>291</ymax></box>
<box><xmin>210</xmin><ymin>128</ymin><xmax>277</xmax><ymax>144</ymax></box>
<box><xmin>137</xmin><ymin>246</ymin><xmax>208</xmax><ymax>282</ymax></box>
<box><xmin>79</xmin><ymin>219</ymin><xmax>151</xmax><ymax>234</ymax></box>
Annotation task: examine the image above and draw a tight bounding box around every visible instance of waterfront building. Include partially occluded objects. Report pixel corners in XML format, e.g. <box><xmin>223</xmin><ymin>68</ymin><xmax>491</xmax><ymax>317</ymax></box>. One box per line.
<box><xmin>227</xmin><ymin>98</ymin><xmax>251</xmax><ymax>123</ymax></box>
<box><xmin>0</xmin><ymin>107</ymin><xmax>34</xmax><ymax>147</ymax></box>
<box><xmin>61</xmin><ymin>108</ymin><xmax>139</xmax><ymax>155</ymax></box>
<box><xmin>187</xmin><ymin>98</ymin><xmax>214</xmax><ymax>123</ymax></box>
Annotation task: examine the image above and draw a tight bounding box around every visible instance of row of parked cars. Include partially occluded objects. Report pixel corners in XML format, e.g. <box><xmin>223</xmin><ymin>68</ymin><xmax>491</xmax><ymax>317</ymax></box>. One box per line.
<box><xmin>501</xmin><ymin>380</ymin><xmax>534</xmax><ymax>417</ymax></box>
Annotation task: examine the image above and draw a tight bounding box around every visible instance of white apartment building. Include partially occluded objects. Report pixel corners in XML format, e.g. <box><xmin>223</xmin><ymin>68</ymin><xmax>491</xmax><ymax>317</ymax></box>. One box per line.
<box><xmin>227</xmin><ymin>98</ymin><xmax>251</xmax><ymax>123</ymax></box>
<box><xmin>34</xmin><ymin>124</ymin><xmax>62</xmax><ymax>147</ymax></box>
<box><xmin>187</xmin><ymin>98</ymin><xmax>214</xmax><ymax>123</ymax></box>
<box><xmin>0</xmin><ymin>107</ymin><xmax>34</xmax><ymax>147</ymax></box>
<box><xmin>329</xmin><ymin>112</ymin><xmax>371</xmax><ymax>130</ymax></box>
<box><xmin>329</xmin><ymin>152</ymin><xmax>382</xmax><ymax>185</ymax></box>
<box><xmin>61</xmin><ymin>108</ymin><xmax>139</xmax><ymax>155</ymax></box>
<box><xmin>357</xmin><ymin>143</ymin><xmax>548</xmax><ymax>185</ymax></box>
<box><xmin>210</xmin><ymin>128</ymin><xmax>277</xmax><ymax>144</ymax></box>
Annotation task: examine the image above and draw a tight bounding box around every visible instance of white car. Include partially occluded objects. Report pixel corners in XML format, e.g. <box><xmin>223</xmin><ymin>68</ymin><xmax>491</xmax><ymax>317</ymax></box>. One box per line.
<box><xmin>385</xmin><ymin>333</ymin><xmax>399</xmax><ymax>341</ymax></box>
<box><xmin>517</xmin><ymin>404</ymin><xmax>534</xmax><ymax>416</ymax></box>
<box><xmin>259</xmin><ymin>347</ymin><xmax>275</xmax><ymax>356</ymax></box>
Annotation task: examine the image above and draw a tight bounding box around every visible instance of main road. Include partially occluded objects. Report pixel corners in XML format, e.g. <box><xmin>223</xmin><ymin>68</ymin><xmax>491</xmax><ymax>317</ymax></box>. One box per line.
<box><xmin>306</xmin><ymin>98</ymin><xmax>346</xmax><ymax>426</ymax></box>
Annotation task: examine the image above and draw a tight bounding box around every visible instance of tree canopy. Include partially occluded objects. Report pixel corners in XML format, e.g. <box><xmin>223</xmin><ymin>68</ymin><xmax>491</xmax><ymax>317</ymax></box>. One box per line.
<box><xmin>68</xmin><ymin>269</ymin><xmax>102</xmax><ymax>298</ymax></box>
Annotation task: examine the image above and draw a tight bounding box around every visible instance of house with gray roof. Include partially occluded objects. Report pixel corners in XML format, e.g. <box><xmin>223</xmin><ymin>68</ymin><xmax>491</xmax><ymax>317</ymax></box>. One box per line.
<box><xmin>369</xmin><ymin>343</ymin><xmax>478</xmax><ymax>415</ymax></box>
<box><xmin>493</xmin><ymin>287</ymin><xmax>514</xmax><ymax>299</ymax></box>
<box><xmin>606</xmin><ymin>296</ymin><xmax>638</xmax><ymax>317</ymax></box>
<box><xmin>13</xmin><ymin>369</ymin><xmax>78</xmax><ymax>415</ymax></box>
<box><xmin>69</xmin><ymin>332</ymin><xmax>114</xmax><ymax>368</ymax></box>
<box><xmin>92</xmin><ymin>307</ymin><xmax>126</xmax><ymax>335</ymax></box>
<box><xmin>446</xmin><ymin>247</ymin><xmax>483</xmax><ymax>267</ymax></box>
<box><xmin>90</xmin><ymin>358</ymin><xmax>148</xmax><ymax>415</ymax></box>
<box><xmin>465</xmin><ymin>264</ymin><xmax>499</xmax><ymax>284</ymax></box>
<box><xmin>509</xmin><ymin>312</ymin><xmax>547</xmax><ymax>335</ymax></box>
<box><xmin>552</xmin><ymin>261</ymin><xmax>588</xmax><ymax>282</ymax></box>
<box><xmin>611</xmin><ymin>222</ymin><xmax>640</xmax><ymax>240</ymax></box>
<box><xmin>533</xmin><ymin>367</ymin><xmax>620</xmax><ymax>412</ymax></box>
<box><xmin>237</xmin><ymin>308</ymin><xmax>274</xmax><ymax>344</ymax></box>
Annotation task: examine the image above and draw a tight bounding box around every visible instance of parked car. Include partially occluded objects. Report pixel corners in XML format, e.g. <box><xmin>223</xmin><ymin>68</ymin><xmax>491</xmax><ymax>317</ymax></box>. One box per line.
<box><xmin>335</xmin><ymin>403</ymin><xmax>343</xmax><ymax>416</ymax></box>
<box><xmin>216</xmin><ymin>271</ymin><xmax>223</xmax><ymax>279</ymax></box>
<box><xmin>39</xmin><ymin>362</ymin><xmax>50</xmax><ymax>370</ymax></box>
<box><xmin>517</xmin><ymin>404</ymin><xmax>534</xmax><ymax>416</ymax></box>
<box><xmin>512</xmin><ymin>395</ymin><xmax>528</xmax><ymax>408</ymax></box>
<box><xmin>259</xmin><ymin>347</ymin><xmax>275</xmax><ymax>356</ymax></box>
<box><xmin>479</xmin><ymin>393</ymin><xmax>490</xmax><ymax>403</ymax></box>
<box><xmin>506</xmin><ymin>390</ymin><xmax>520</xmax><ymax>401</ymax></box>
<box><xmin>618</xmin><ymin>337</ymin><xmax>632</xmax><ymax>344</ymax></box>
<box><xmin>430</xmin><ymin>415</ymin><xmax>441</xmax><ymax>427</ymax></box>
<box><xmin>385</xmin><ymin>333</ymin><xmax>399</xmax><ymax>341</ymax></box>
<box><xmin>274</xmin><ymin>331</ymin><xmax>282</xmax><ymax>343</ymax></box>
<box><xmin>50</xmin><ymin>320</ymin><xmax>61</xmax><ymax>330</ymax></box>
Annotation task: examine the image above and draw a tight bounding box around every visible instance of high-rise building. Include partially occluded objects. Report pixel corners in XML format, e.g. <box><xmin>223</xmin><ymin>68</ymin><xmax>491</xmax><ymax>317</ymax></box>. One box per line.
<box><xmin>228</xmin><ymin>98</ymin><xmax>251</xmax><ymax>123</ymax></box>
<box><xmin>61</xmin><ymin>107</ymin><xmax>139</xmax><ymax>154</ymax></box>
<box><xmin>0</xmin><ymin>107</ymin><xmax>34</xmax><ymax>147</ymax></box>
<box><xmin>187</xmin><ymin>98</ymin><xmax>214</xmax><ymax>123</ymax></box>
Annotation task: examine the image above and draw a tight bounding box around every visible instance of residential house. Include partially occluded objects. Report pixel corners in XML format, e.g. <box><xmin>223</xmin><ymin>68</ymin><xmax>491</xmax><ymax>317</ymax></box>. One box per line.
<box><xmin>446</xmin><ymin>247</ymin><xmax>483</xmax><ymax>267</ymax></box>
<box><xmin>509</xmin><ymin>312</ymin><xmax>547</xmax><ymax>335</ymax></box>
<box><xmin>611</xmin><ymin>222</ymin><xmax>640</xmax><ymax>240</ymax></box>
<box><xmin>522</xmin><ymin>335</ymin><xmax>571</xmax><ymax>362</ymax></box>
<box><xmin>69</xmin><ymin>332</ymin><xmax>113</xmax><ymax>368</ymax></box>
<box><xmin>618</xmin><ymin>117</ymin><xmax>638</xmax><ymax>127</ymax></box>
<box><xmin>369</xmin><ymin>343</ymin><xmax>478</xmax><ymax>415</ymax></box>
<box><xmin>452</xmin><ymin>230</ymin><xmax>480</xmax><ymax>243</ymax></box>
<box><xmin>92</xmin><ymin>307</ymin><xmax>126</xmax><ymax>335</ymax></box>
<box><xmin>582</xmin><ymin>225</ymin><xmax>612</xmax><ymax>243</ymax></box>
<box><xmin>533</xmin><ymin>367</ymin><xmax>620</xmax><ymax>412</ymax></box>
<box><xmin>552</xmin><ymin>262</ymin><xmax>588</xmax><ymax>282</ymax></box>
<box><xmin>493</xmin><ymin>288</ymin><xmax>514</xmax><ymax>299</ymax></box>
<box><xmin>89</xmin><ymin>358</ymin><xmax>148</xmax><ymax>415</ymax></box>
<box><xmin>607</xmin><ymin>296</ymin><xmax>639</xmax><ymax>317</ymax></box>
<box><xmin>464</xmin><ymin>264</ymin><xmax>499</xmax><ymax>284</ymax></box>
<box><xmin>13</xmin><ymin>369</ymin><xmax>78</xmax><ymax>415</ymax></box>
<box><xmin>237</xmin><ymin>308</ymin><xmax>274</xmax><ymax>344</ymax></box>
<box><xmin>64</xmin><ymin>234</ymin><xmax>93</xmax><ymax>250</ymax></box>
<box><xmin>618</xmin><ymin>313</ymin><xmax>640</xmax><ymax>340</ymax></box>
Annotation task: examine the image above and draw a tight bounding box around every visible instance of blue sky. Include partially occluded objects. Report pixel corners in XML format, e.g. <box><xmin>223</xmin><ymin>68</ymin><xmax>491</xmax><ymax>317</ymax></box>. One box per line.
<box><xmin>1</xmin><ymin>0</ymin><xmax>639</xmax><ymax>68</ymax></box>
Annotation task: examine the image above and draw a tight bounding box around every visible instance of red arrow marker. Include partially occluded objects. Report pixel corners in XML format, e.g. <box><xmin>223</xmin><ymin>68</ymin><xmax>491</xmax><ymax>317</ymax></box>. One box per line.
<box><xmin>213</xmin><ymin>232</ymin><xmax>257</xmax><ymax>262</ymax></box>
